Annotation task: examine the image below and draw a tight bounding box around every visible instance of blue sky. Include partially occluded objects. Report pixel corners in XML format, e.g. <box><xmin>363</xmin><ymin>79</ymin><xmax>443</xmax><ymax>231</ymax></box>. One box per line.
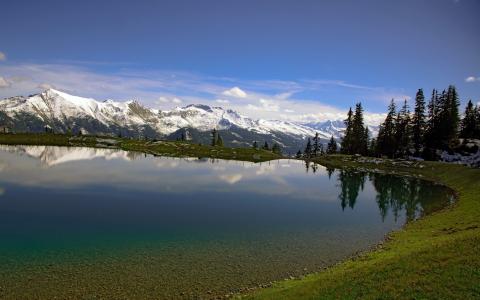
<box><xmin>0</xmin><ymin>0</ymin><xmax>479</xmax><ymax>123</ymax></box>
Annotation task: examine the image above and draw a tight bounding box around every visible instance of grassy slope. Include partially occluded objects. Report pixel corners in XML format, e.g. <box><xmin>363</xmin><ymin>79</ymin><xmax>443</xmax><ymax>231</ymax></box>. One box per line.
<box><xmin>0</xmin><ymin>133</ymin><xmax>281</xmax><ymax>162</ymax></box>
<box><xmin>243</xmin><ymin>155</ymin><xmax>480</xmax><ymax>299</ymax></box>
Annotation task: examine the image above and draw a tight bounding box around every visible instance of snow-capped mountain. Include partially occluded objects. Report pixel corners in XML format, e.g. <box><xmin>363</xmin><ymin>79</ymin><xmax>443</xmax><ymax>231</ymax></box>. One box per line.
<box><xmin>0</xmin><ymin>89</ymin><xmax>347</xmax><ymax>152</ymax></box>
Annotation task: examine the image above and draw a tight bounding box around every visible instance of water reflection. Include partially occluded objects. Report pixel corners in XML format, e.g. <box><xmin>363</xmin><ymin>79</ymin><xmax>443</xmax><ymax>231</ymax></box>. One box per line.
<box><xmin>324</xmin><ymin>166</ymin><xmax>454</xmax><ymax>222</ymax></box>
<box><xmin>0</xmin><ymin>145</ymin><xmax>453</xmax><ymax>225</ymax></box>
<box><xmin>0</xmin><ymin>145</ymin><xmax>455</xmax><ymax>297</ymax></box>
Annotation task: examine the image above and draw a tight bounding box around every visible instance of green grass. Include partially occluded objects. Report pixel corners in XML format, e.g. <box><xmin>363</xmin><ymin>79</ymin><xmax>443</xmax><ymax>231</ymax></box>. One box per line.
<box><xmin>0</xmin><ymin>133</ymin><xmax>281</xmax><ymax>162</ymax></box>
<box><xmin>241</xmin><ymin>154</ymin><xmax>480</xmax><ymax>299</ymax></box>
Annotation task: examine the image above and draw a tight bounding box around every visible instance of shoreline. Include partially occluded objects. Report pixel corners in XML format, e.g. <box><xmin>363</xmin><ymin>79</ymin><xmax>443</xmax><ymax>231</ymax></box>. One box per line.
<box><xmin>0</xmin><ymin>133</ymin><xmax>282</xmax><ymax>163</ymax></box>
<box><xmin>240</xmin><ymin>155</ymin><xmax>480</xmax><ymax>299</ymax></box>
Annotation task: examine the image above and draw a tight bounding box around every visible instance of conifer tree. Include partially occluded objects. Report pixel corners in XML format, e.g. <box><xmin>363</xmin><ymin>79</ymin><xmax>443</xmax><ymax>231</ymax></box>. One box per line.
<box><xmin>341</xmin><ymin>108</ymin><xmax>353</xmax><ymax>154</ymax></box>
<box><xmin>304</xmin><ymin>138</ymin><xmax>312</xmax><ymax>158</ymax></box>
<box><xmin>460</xmin><ymin>100</ymin><xmax>477</xmax><ymax>138</ymax></box>
<box><xmin>327</xmin><ymin>136</ymin><xmax>337</xmax><ymax>154</ymax></box>
<box><xmin>376</xmin><ymin>99</ymin><xmax>397</xmax><ymax>158</ymax></box>
<box><xmin>363</xmin><ymin>126</ymin><xmax>370</xmax><ymax>155</ymax></box>
<box><xmin>211</xmin><ymin>128</ymin><xmax>218</xmax><ymax>146</ymax></box>
<box><xmin>411</xmin><ymin>88</ymin><xmax>426</xmax><ymax>155</ymax></box>
<box><xmin>351</xmin><ymin>102</ymin><xmax>367</xmax><ymax>155</ymax></box>
<box><xmin>475</xmin><ymin>105</ymin><xmax>480</xmax><ymax>137</ymax></box>
<box><xmin>394</xmin><ymin>99</ymin><xmax>411</xmax><ymax>157</ymax></box>
<box><xmin>263</xmin><ymin>141</ymin><xmax>270</xmax><ymax>150</ymax></box>
<box><xmin>295</xmin><ymin>150</ymin><xmax>303</xmax><ymax>158</ymax></box>
<box><xmin>252</xmin><ymin>140</ymin><xmax>258</xmax><ymax>149</ymax></box>
<box><xmin>312</xmin><ymin>132</ymin><xmax>321</xmax><ymax>156</ymax></box>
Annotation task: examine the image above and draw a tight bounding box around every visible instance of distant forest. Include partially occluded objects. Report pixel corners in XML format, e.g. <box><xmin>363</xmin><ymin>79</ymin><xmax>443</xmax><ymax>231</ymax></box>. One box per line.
<box><xmin>299</xmin><ymin>85</ymin><xmax>480</xmax><ymax>159</ymax></box>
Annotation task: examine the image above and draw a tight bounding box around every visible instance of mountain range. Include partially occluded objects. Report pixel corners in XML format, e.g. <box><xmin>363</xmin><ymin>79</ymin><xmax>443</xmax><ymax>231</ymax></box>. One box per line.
<box><xmin>0</xmin><ymin>89</ymin><xmax>376</xmax><ymax>153</ymax></box>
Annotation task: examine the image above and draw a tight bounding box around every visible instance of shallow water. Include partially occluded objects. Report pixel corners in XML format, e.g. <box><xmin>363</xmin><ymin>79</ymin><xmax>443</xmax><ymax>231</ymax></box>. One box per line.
<box><xmin>0</xmin><ymin>145</ymin><xmax>454</xmax><ymax>298</ymax></box>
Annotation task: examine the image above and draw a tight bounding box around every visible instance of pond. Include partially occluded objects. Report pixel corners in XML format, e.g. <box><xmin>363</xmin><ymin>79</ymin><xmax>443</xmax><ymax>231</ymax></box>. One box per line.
<box><xmin>0</xmin><ymin>145</ymin><xmax>454</xmax><ymax>299</ymax></box>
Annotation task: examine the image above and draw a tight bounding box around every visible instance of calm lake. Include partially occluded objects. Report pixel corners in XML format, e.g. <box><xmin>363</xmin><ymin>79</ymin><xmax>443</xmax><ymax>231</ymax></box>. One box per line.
<box><xmin>0</xmin><ymin>145</ymin><xmax>454</xmax><ymax>299</ymax></box>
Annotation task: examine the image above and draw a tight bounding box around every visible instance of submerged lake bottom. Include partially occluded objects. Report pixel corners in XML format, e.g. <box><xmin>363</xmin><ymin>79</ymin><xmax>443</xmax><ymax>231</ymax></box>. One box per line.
<box><xmin>0</xmin><ymin>145</ymin><xmax>454</xmax><ymax>299</ymax></box>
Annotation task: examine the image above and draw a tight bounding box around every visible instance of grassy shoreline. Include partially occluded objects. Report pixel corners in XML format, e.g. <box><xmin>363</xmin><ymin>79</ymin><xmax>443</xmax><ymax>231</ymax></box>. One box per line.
<box><xmin>241</xmin><ymin>154</ymin><xmax>480</xmax><ymax>299</ymax></box>
<box><xmin>0</xmin><ymin>133</ymin><xmax>281</xmax><ymax>162</ymax></box>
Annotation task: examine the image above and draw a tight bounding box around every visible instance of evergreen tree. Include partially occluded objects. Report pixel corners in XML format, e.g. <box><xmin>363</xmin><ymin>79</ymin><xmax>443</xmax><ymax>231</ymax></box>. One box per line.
<box><xmin>252</xmin><ymin>140</ymin><xmax>258</xmax><ymax>149</ymax></box>
<box><xmin>376</xmin><ymin>99</ymin><xmax>397</xmax><ymax>158</ymax></box>
<box><xmin>429</xmin><ymin>86</ymin><xmax>460</xmax><ymax>149</ymax></box>
<box><xmin>368</xmin><ymin>138</ymin><xmax>377</xmax><ymax>156</ymax></box>
<box><xmin>425</xmin><ymin>89</ymin><xmax>440</xmax><ymax>150</ymax></box>
<box><xmin>263</xmin><ymin>141</ymin><xmax>270</xmax><ymax>150</ymax></box>
<box><xmin>351</xmin><ymin>102</ymin><xmax>367</xmax><ymax>155</ymax></box>
<box><xmin>341</xmin><ymin>107</ymin><xmax>353</xmax><ymax>154</ymax></box>
<box><xmin>327</xmin><ymin>136</ymin><xmax>337</xmax><ymax>154</ymax></box>
<box><xmin>446</xmin><ymin>85</ymin><xmax>460</xmax><ymax>145</ymax></box>
<box><xmin>476</xmin><ymin>105</ymin><xmax>480</xmax><ymax>137</ymax></box>
<box><xmin>363</xmin><ymin>126</ymin><xmax>370</xmax><ymax>155</ymax></box>
<box><xmin>295</xmin><ymin>150</ymin><xmax>303</xmax><ymax>158</ymax></box>
<box><xmin>394</xmin><ymin>99</ymin><xmax>411</xmax><ymax>157</ymax></box>
<box><xmin>312</xmin><ymin>132</ymin><xmax>321</xmax><ymax>156</ymax></box>
<box><xmin>411</xmin><ymin>88</ymin><xmax>426</xmax><ymax>155</ymax></box>
<box><xmin>304</xmin><ymin>138</ymin><xmax>312</xmax><ymax>158</ymax></box>
<box><xmin>211</xmin><ymin>128</ymin><xmax>218</xmax><ymax>146</ymax></box>
<box><xmin>460</xmin><ymin>100</ymin><xmax>477</xmax><ymax>138</ymax></box>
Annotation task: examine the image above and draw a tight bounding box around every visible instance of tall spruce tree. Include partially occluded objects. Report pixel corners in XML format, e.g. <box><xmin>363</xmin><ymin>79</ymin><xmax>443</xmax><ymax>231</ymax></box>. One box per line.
<box><xmin>263</xmin><ymin>141</ymin><xmax>270</xmax><ymax>150</ymax></box>
<box><xmin>312</xmin><ymin>132</ymin><xmax>321</xmax><ymax>156</ymax></box>
<box><xmin>460</xmin><ymin>100</ymin><xmax>477</xmax><ymax>138</ymax></box>
<box><xmin>475</xmin><ymin>104</ymin><xmax>480</xmax><ymax>138</ymax></box>
<box><xmin>425</xmin><ymin>89</ymin><xmax>440</xmax><ymax>150</ymax></box>
<box><xmin>211</xmin><ymin>128</ymin><xmax>218</xmax><ymax>146</ymax></box>
<box><xmin>394</xmin><ymin>99</ymin><xmax>411</xmax><ymax>157</ymax></box>
<box><xmin>411</xmin><ymin>88</ymin><xmax>426</xmax><ymax>155</ymax></box>
<box><xmin>341</xmin><ymin>107</ymin><xmax>353</xmax><ymax>154</ymax></box>
<box><xmin>446</xmin><ymin>85</ymin><xmax>460</xmax><ymax>145</ymax></box>
<box><xmin>327</xmin><ymin>136</ymin><xmax>337</xmax><ymax>154</ymax></box>
<box><xmin>376</xmin><ymin>99</ymin><xmax>397</xmax><ymax>158</ymax></box>
<box><xmin>351</xmin><ymin>103</ymin><xmax>367</xmax><ymax>155</ymax></box>
<box><xmin>295</xmin><ymin>150</ymin><xmax>303</xmax><ymax>158</ymax></box>
<box><xmin>304</xmin><ymin>138</ymin><xmax>312</xmax><ymax>158</ymax></box>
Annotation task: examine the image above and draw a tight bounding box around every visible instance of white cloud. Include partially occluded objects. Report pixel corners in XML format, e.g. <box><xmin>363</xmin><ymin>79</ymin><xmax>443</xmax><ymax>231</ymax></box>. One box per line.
<box><xmin>38</xmin><ymin>83</ymin><xmax>55</xmax><ymax>90</ymax></box>
<box><xmin>465</xmin><ymin>76</ymin><xmax>479</xmax><ymax>83</ymax></box>
<box><xmin>247</xmin><ymin>99</ymin><xmax>280</xmax><ymax>112</ymax></box>
<box><xmin>219</xmin><ymin>174</ymin><xmax>243</xmax><ymax>184</ymax></box>
<box><xmin>157</xmin><ymin>96</ymin><xmax>169</xmax><ymax>103</ymax></box>
<box><xmin>0</xmin><ymin>52</ymin><xmax>6</xmax><ymax>61</ymax></box>
<box><xmin>0</xmin><ymin>76</ymin><xmax>11</xmax><ymax>88</ymax></box>
<box><xmin>0</xmin><ymin>62</ymin><xmax>398</xmax><ymax>126</ymax></box>
<box><xmin>222</xmin><ymin>86</ymin><xmax>247</xmax><ymax>98</ymax></box>
<box><xmin>157</xmin><ymin>96</ymin><xmax>182</xmax><ymax>105</ymax></box>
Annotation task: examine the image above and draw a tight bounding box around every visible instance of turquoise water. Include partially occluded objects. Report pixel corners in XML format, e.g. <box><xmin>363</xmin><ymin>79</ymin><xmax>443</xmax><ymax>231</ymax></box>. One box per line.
<box><xmin>0</xmin><ymin>145</ymin><xmax>454</xmax><ymax>298</ymax></box>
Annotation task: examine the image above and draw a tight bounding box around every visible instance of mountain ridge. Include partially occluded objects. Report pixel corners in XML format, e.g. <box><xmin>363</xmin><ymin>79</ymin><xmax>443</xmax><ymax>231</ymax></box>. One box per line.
<box><xmin>0</xmin><ymin>89</ymin><xmax>359</xmax><ymax>152</ymax></box>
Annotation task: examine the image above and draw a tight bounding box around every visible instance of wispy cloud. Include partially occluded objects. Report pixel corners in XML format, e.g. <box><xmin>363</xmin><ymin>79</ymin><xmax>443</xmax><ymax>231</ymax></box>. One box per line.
<box><xmin>0</xmin><ymin>62</ymin><xmax>397</xmax><ymax>125</ymax></box>
<box><xmin>0</xmin><ymin>76</ymin><xmax>11</xmax><ymax>88</ymax></box>
<box><xmin>0</xmin><ymin>52</ymin><xmax>6</xmax><ymax>61</ymax></box>
<box><xmin>465</xmin><ymin>76</ymin><xmax>480</xmax><ymax>83</ymax></box>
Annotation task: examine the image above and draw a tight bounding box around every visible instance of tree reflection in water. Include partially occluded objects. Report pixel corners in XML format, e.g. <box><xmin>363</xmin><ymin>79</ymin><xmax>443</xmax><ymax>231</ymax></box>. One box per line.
<box><xmin>323</xmin><ymin>166</ymin><xmax>453</xmax><ymax>223</ymax></box>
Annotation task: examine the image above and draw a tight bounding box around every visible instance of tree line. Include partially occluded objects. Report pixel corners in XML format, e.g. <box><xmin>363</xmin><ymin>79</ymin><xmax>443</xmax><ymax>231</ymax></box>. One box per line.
<box><xmin>340</xmin><ymin>85</ymin><xmax>479</xmax><ymax>159</ymax></box>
